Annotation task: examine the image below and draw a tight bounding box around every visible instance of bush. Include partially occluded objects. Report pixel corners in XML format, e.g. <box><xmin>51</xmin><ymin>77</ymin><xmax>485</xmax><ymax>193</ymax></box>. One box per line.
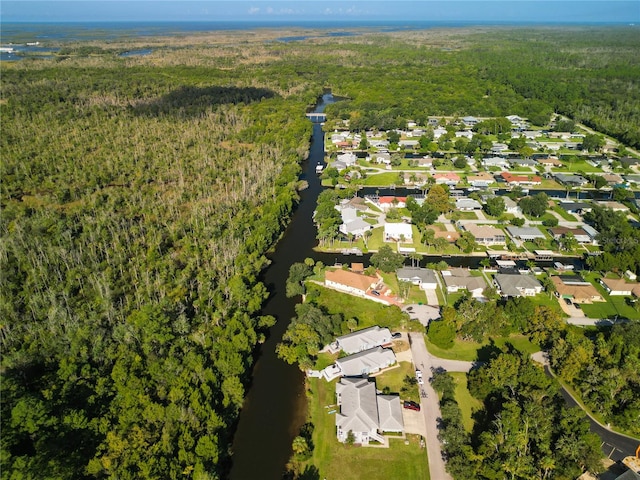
<box><xmin>542</xmin><ymin>217</ymin><xmax>559</xmax><ymax>227</ymax></box>
<box><xmin>510</xmin><ymin>217</ymin><xmax>525</xmax><ymax>226</ymax></box>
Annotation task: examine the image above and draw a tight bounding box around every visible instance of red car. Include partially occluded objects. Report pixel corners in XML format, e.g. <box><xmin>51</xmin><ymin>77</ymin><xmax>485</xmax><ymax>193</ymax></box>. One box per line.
<box><xmin>403</xmin><ymin>400</ymin><xmax>421</xmax><ymax>411</ymax></box>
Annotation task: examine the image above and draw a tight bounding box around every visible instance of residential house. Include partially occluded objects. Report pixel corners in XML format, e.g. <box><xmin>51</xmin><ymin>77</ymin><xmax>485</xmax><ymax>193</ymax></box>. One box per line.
<box><xmin>506</xmin><ymin>226</ymin><xmax>546</xmax><ymax>241</ymax></box>
<box><xmin>433</xmin><ymin>172</ymin><xmax>460</xmax><ymax>186</ymax></box>
<box><xmin>378</xmin><ymin>196</ymin><xmax>407</xmax><ymax>211</ymax></box>
<box><xmin>325</xmin><ymin>269</ymin><xmax>379</xmax><ymax>298</ymax></box>
<box><xmin>337</xmin><ymin>152</ymin><xmax>358</xmax><ymax>166</ymax></box>
<box><xmin>335</xmin><ymin>377</ymin><xmax>403</xmax><ymax>444</ymax></box>
<box><xmin>551</xmin><ymin>276</ymin><xmax>603</xmax><ymax>303</ymax></box>
<box><xmin>375</xmin><ymin>152</ymin><xmax>392</xmax><ymax>165</ymax></box>
<box><xmin>396</xmin><ymin>267</ymin><xmax>438</xmax><ymax>290</ymax></box>
<box><xmin>620</xmin><ymin>157</ymin><xmax>640</xmax><ymax>168</ymax></box>
<box><xmin>335</xmin><ymin>347</ymin><xmax>397</xmax><ymax>377</ymax></box>
<box><xmin>494</xmin><ymin>274</ymin><xmax>543</xmax><ymax>297</ymax></box>
<box><xmin>433</xmin><ymin>127</ymin><xmax>448</xmax><ymax>139</ymax></box>
<box><xmin>557</xmin><ymin>201</ymin><xmax>592</xmax><ymax>215</ymax></box>
<box><xmin>340</xmin><ymin>218</ymin><xmax>372</xmax><ymax>238</ymax></box>
<box><xmin>441</xmin><ymin>268</ymin><xmax>487</xmax><ymax>298</ymax></box>
<box><xmin>499</xmin><ymin>172</ymin><xmax>542</xmax><ymax>186</ymax></box>
<box><xmin>601</xmin><ymin>173</ymin><xmax>624</xmax><ymax>185</ymax></box>
<box><xmin>509</xmin><ymin>158</ymin><xmax>538</xmax><ymax>168</ymax></box>
<box><xmin>455</xmin><ymin>130</ymin><xmax>473</xmax><ymax>139</ymax></box>
<box><xmin>427</xmin><ymin>117</ymin><xmax>440</xmax><ymax>127</ymax></box>
<box><xmin>623</xmin><ymin>175</ymin><xmax>640</xmax><ymax>186</ymax></box>
<box><xmin>456</xmin><ymin>198</ymin><xmax>482</xmax><ymax>211</ymax></box>
<box><xmin>596</xmin><ymin>201</ymin><xmax>629</xmax><ymax>212</ymax></box>
<box><xmin>467</xmin><ymin>172</ymin><xmax>494</xmax><ymax>188</ymax></box>
<box><xmin>461</xmin><ymin>224</ymin><xmax>506</xmax><ymax>245</ymax></box>
<box><xmin>483</xmin><ymin>157</ymin><xmax>510</xmax><ymax>169</ymax></box>
<box><xmin>491</xmin><ymin>143</ymin><xmax>509</xmax><ymax>154</ymax></box>
<box><xmin>548</xmin><ymin>226</ymin><xmax>592</xmax><ymax>244</ymax></box>
<box><xmin>331</xmin><ymin>326</ymin><xmax>392</xmax><ymax>354</ymax></box>
<box><xmin>599</xmin><ymin>278</ymin><xmax>640</xmax><ymax>297</ymax></box>
<box><xmin>503</xmin><ymin>196</ymin><xmax>521</xmax><ymax>215</ymax></box>
<box><xmin>418</xmin><ymin>157</ymin><xmax>435</xmax><ymax>168</ymax></box>
<box><xmin>384</xmin><ymin>222</ymin><xmax>413</xmax><ymax>243</ymax></box>
<box><xmin>462</xmin><ymin>116</ymin><xmax>479</xmax><ymax>126</ymax></box>
<box><xmin>555</xmin><ymin>173</ymin><xmax>589</xmax><ymax>188</ymax></box>
<box><xmin>537</xmin><ymin>157</ymin><xmax>563</xmax><ymax>167</ymax></box>
<box><xmin>399</xmin><ymin>140</ymin><xmax>419</xmax><ymax>150</ymax></box>
<box><xmin>521</xmin><ymin>130</ymin><xmax>543</xmax><ymax>140</ymax></box>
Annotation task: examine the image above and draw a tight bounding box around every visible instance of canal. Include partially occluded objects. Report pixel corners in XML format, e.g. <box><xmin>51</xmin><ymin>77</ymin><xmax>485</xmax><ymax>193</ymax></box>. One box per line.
<box><xmin>229</xmin><ymin>94</ymin><xmax>335</xmax><ymax>480</ymax></box>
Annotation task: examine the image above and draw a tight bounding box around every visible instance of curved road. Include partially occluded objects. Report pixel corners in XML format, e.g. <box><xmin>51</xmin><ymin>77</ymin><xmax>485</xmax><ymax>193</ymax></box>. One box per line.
<box><xmin>532</xmin><ymin>353</ymin><xmax>640</xmax><ymax>462</ymax></box>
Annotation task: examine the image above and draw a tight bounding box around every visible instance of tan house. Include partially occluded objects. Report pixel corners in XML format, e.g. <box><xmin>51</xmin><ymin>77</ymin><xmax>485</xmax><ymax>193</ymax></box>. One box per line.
<box><xmin>599</xmin><ymin>277</ymin><xmax>640</xmax><ymax>297</ymax></box>
<box><xmin>551</xmin><ymin>276</ymin><xmax>604</xmax><ymax>303</ymax></box>
<box><xmin>325</xmin><ymin>269</ymin><xmax>380</xmax><ymax>297</ymax></box>
<box><xmin>461</xmin><ymin>224</ymin><xmax>506</xmax><ymax>245</ymax></box>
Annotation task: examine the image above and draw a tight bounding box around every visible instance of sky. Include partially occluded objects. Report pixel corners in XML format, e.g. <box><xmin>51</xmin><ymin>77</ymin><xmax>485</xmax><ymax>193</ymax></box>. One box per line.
<box><xmin>2</xmin><ymin>0</ymin><xmax>639</xmax><ymax>24</ymax></box>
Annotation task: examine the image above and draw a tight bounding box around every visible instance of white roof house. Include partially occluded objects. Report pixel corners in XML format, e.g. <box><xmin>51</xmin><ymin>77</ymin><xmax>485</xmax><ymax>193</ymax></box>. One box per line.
<box><xmin>337</xmin><ymin>152</ymin><xmax>358</xmax><ymax>166</ymax></box>
<box><xmin>336</xmin><ymin>347</ymin><xmax>397</xmax><ymax>377</ymax></box>
<box><xmin>494</xmin><ymin>274</ymin><xmax>543</xmax><ymax>297</ymax></box>
<box><xmin>340</xmin><ymin>218</ymin><xmax>372</xmax><ymax>237</ymax></box>
<box><xmin>506</xmin><ymin>226</ymin><xmax>546</xmax><ymax>240</ymax></box>
<box><xmin>396</xmin><ymin>267</ymin><xmax>438</xmax><ymax>290</ymax></box>
<box><xmin>456</xmin><ymin>198</ymin><xmax>482</xmax><ymax>211</ymax></box>
<box><xmin>384</xmin><ymin>222</ymin><xmax>413</xmax><ymax>242</ymax></box>
<box><xmin>441</xmin><ymin>268</ymin><xmax>487</xmax><ymax>297</ymax></box>
<box><xmin>335</xmin><ymin>377</ymin><xmax>404</xmax><ymax>444</ymax></box>
<box><xmin>332</xmin><ymin>326</ymin><xmax>392</xmax><ymax>354</ymax></box>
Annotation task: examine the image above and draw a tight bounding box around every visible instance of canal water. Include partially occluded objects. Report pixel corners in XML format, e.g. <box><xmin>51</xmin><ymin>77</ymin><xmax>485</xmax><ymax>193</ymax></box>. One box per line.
<box><xmin>229</xmin><ymin>94</ymin><xmax>335</xmax><ymax>480</ymax></box>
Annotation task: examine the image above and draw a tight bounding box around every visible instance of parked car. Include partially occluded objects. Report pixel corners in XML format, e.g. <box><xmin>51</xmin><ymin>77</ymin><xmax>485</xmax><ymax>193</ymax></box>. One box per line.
<box><xmin>392</xmin><ymin>332</ymin><xmax>402</xmax><ymax>339</ymax></box>
<box><xmin>403</xmin><ymin>400</ymin><xmax>421</xmax><ymax>411</ymax></box>
<box><xmin>371</xmin><ymin>290</ymin><xmax>380</xmax><ymax>296</ymax></box>
<box><xmin>564</xmin><ymin>298</ymin><xmax>572</xmax><ymax>306</ymax></box>
<box><xmin>573</xmin><ymin>303</ymin><xmax>581</xmax><ymax>310</ymax></box>
<box><xmin>415</xmin><ymin>369</ymin><xmax>424</xmax><ymax>385</ymax></box>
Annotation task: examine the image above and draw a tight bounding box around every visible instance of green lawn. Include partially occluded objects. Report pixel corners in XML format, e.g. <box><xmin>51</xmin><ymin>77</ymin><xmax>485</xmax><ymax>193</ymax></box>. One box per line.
<box><xmin>450</xmin><ymin>372</ymin><xmax>483</xmax><ymax>433</ymax></box>
<box><xmin>424</xmin><ymin>334</ymin><xmax>540</xmax><ymax>362</ymax></box>
<box><xmin>363</xmin><ymin>172</ymin><xmax>403</xmax><ymax>186</ymax></box>
<box><xmin>579</xmin><ymin>272</ymin><xmax>640</xmax><ymax>320</ymax></box>
<box><xmin>306</xmin><ymin>378</ymin><xmax>430</xmax><ymax>480</ymax></box>
<box><xmin>309</xmin><ymin>284</ymin><xmax>408</xmax><ymax>330</ymax></box>
<box><xmin>551</xmin><ymin>205</ymin><xmax>577</xmax><ymax>221</ymax></box>
<box><xmin>375</xmin><ymin>361</ymin><xmax>420</xmax><ymax>403</ymax></box>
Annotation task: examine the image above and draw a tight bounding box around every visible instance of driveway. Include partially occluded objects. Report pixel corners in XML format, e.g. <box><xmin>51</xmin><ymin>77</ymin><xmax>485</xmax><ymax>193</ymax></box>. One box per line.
<box><xmin>408</xmin><ymin>332</ymin><xmax>454</xmax><ymax>480</ymax></box>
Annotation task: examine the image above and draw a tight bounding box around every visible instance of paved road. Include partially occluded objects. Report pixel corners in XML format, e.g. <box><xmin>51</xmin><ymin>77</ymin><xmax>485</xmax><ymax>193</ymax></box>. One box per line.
<box><xmin>531</xmin><ymin>352</ymin><xmax>640</xmax><ymax>461</ymax></box>
<box><xmin>408</xmin><ymin>332</ymin><xmax>454</xmax><ymax>480</ymax></box>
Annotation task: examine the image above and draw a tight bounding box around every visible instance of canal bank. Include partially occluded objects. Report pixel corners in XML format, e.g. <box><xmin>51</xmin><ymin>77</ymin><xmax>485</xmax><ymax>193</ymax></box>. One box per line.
<box><xmin>229</xmin><ymin>94</ymin><xmax>335</xmax><ymax>480</ymax></box>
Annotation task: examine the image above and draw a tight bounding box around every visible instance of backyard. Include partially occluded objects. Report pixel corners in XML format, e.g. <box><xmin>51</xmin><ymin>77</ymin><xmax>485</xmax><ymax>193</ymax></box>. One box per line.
<box><xmin>304</xmin><ymin>378</ymin><xmax>431</xmax><ymax>480</ymax></box>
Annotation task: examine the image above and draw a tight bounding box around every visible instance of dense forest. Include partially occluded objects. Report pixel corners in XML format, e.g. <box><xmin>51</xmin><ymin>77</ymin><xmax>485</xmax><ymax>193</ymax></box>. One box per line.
<box><xmin>2</xmin><ymin>26</ymin><xmax>639</xmax><ymax>479</ymax></box>
<box><xmin>434</xmin><ymin>351</ymin><xmax>604</xmax><ymax>479</ymax></box>
<box><xmin>1</xmin><ymin>53</ymin><xmax>316</xmax><ymax>478</ymax></box>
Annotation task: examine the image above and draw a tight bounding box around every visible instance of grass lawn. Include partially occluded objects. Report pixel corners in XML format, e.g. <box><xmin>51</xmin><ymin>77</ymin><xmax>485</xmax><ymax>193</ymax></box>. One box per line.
<box><xmin>306</xmin><ymin>378</ymin><xmax>430</xmax><ymax>480</ymax></box>
<box><xmin>450</xmin><ymin>372</ymin><xmax>482</xmax><ymax>433</ymax></box>
<box><xmin>374</xmin><ymin>361</ymin><xmax>420</xmax><ymax>403</ymax></box>
<box><xmin>309</xmin><ymin>284</ymin><xmax>407</xmax><ymax>330</ymax></box>
<box><xmin>424</xmin><ymin>334</ymin><xmax>540</xmax><ymax>362</ymax></box>
<box><xmin>579</xmin><ymin>272</ymin><xmax>640</xmax><ymax>320</ymax></box>
<box><xmin>363</xmin><ymin>172</ymin><xmax>402</xmax><ymax>186</ymax></box>
<box><xmin>551</xmin><ymin>205</ymin><xmax>577</xmax><ymax>221</ymax></box>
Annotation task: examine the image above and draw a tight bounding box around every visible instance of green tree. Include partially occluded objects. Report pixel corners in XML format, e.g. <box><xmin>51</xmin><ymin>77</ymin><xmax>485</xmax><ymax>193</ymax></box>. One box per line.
<box><xmin>484</xmin><ymin>196</ymin><xmax>505</xmax><ymax>217</ymax></box>
<box><xmin>370</xmin><ymin>245</ymin><xmax>405</xmax><ymax>273</ymax></box>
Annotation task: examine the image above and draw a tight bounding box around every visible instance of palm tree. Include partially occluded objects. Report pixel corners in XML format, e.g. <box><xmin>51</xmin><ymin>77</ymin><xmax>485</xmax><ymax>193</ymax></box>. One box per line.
<box><xmin>363</xmin><ymin>229</ymin><xmax>372</xmax><ymax>250</ymax></box>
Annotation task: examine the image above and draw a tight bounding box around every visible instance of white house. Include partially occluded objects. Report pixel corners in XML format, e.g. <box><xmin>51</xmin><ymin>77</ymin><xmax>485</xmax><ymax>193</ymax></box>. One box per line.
<box><xmin>335</xmin><ymin>377</ymin><xmax>403</xmax><ymax>444</ymax></box>
<box><xmin>335</xmin><ymin>347</ymin><xmax>397</xmax><ymax>377</ymax></box>
<box><xmin>330</xmin><ymin>326</ymin><xmax>392</xmax><ymax>354</ymax></box>
<box><xmin>337</xmin><ymin>152</ymin><xmax>358</xmax><ymax>167</ymax></box>
<box><xmin>396</xmin><ymin>267</ymin><xmax>438</xmax><ymax>290</ymax></box>
<box><xmin>384</xmin><ymin>222</ymin><xmax>413</xmax><ymax>242</ymax></box>
<box><xmin>441</xmin><ymin>268</ymin><xmax>487</xmax><ymax>298</ymax></box>
<box><xmin>494</xmin><ymin>274</ymin><xmax>543</xmax><ymax>297</ymax></box>
<box><xmin>456</xmin><ymin>198</ymin><xmax>482</xmax><ymax>211</ymax></box>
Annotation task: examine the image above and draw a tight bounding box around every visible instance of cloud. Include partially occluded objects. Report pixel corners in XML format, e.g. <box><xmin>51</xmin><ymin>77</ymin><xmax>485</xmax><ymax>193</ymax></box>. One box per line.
<box><xmin>248</xmin><ymin>7</ymin><xmax>260</xmax><ymax>14</ymax></box>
